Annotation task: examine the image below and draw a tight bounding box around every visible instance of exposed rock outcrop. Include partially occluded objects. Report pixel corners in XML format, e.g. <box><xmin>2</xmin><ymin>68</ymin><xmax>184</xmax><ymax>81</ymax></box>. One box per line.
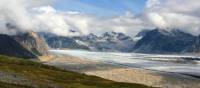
<box><xmin>13</xmin><ymin>31</ymin><xmax>49</xmax><ymax>56</ymax></box>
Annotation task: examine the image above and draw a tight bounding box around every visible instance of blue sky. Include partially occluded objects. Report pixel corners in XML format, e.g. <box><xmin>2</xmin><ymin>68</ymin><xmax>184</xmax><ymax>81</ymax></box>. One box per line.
<box><xmin>54</xmin><ymin>0</ymin><xmax>147</xmax><ymax>17</ymax></box>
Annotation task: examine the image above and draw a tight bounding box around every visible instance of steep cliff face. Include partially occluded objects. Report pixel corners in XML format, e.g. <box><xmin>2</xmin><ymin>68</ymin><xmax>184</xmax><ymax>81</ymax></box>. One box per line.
<box><xmin>13</xmin><ymin>32</ymin><xmax>49</xmax><ymax>56</ymax></box>
<box><xmin>0</xmin><ymin>34</ymin><xmax>36</xmax><ymax>58</ymax></box>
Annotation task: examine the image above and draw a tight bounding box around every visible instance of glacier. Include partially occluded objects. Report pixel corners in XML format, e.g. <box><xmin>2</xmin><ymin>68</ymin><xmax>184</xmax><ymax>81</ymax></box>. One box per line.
<box><xmin>49</xmin><ymin>49</ymin><xmax>200</xmax><ymax>77</ymax></box>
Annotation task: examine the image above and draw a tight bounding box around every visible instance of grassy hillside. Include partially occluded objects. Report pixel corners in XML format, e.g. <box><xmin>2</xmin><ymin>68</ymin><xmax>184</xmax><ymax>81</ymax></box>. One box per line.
<box><xmin>0</xmin><ymin>55</ymin><xmax>156</xmax><ymax>88</ymax></box>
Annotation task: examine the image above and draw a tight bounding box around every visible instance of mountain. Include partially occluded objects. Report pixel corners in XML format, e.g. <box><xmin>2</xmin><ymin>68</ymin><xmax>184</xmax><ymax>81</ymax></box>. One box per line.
<box><xmin>41</xmin><ymin>28</ymin><xmax>200</xmax><ymax>54</ymax></box>
<box><xmin>13</xmin><ymin>31</ymin><xmax>49</xmax><ymax>56</ymax></box>
<box><xmin>133</xmin><ymin>29</ymin><xmax>196</xmax><ymax>54</ymax></box>
<box><xmin>184</xmin><ymin>35</ymin><xmax>200</xmax><ymax>53</ymax></box>
<box><xmin>42</xmin><ymin>32</ymin><xmax>136</xmax><ymax>52</ymax></box>
<box><xmin>0</xmin><ymin>34</ymin><xmax>36</xmax><ymax>58</ymax></box>
<box><xmin>78</xmin><ymin>32</ymin><xmax>136</xmax><ymax>52</ymax></box>
<box><xmin>133</xmin><ymin>30</ymin><xmax>151</xmax><ymax>41</ymax></box>
<box><xmin>0</xmin><ymin>30</ymin><xmax>49</xmax><ymax>58</ymax></box>
<box><xmin>135</xmin><ymin>30</ymin><xmax>151</xmax><ymax>38</ymax></box>
<box><xmin>46</xmin><ymin>36</ymin><xmax>90</xmax><ymax>50</ymax></box>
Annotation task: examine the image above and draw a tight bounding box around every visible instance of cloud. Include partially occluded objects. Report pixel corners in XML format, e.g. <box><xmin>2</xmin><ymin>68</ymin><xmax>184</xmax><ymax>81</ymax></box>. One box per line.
<box><xmin>88</xmin><ymin>12</ymin><xmax>148</xmax><ymax>36</ymax></box>
<box><xmin>1</xmin><ymin>0</ymin><xmax>200</xmax><ymax>37</ymax></box>
<box><xmin>145</xmin><ymin>0</ymin><xmax>200</xmax><ymax>36</ymax></box>
<box><xmin>0</xmin><ymin>0</ymin><xmax>146</xmax><ymax>37</ymax></box>
<box><xmin>40</xmin><ymin>0</ymin><xmax>200</xmax><ymax>36</ymax></box>
<box><xmin>0</xmin><ymin>0</ymin><xmax>53</xmax><ymax>35</ymax></box>
<box><xmin>32</xmin><ymin>6</ymin><xmax>81</xmax><ymax>36</ymax></box>
<box><xmin>66</xmin><ymin>11</ymin><xmax>146</xmax><ymax>36</ymax></box>
<box><xmin>33</xmin><ymin>6</ymin><xmax>147</xmax><ymax>37</ymax></box>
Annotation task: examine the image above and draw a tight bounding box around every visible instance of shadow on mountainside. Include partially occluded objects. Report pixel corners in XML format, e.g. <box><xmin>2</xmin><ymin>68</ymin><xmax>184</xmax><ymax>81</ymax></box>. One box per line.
<box><xmin>0</xmin><ymin>34</ymin><xmax>36</xmax><ymax>58</ymax></box>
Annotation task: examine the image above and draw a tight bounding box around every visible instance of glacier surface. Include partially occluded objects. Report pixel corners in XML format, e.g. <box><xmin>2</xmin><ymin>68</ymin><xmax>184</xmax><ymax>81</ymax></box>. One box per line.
<box><xmin>49</xmin><ymin>50</ymin><xmax>200</xmax><ymax>77</ymax></box>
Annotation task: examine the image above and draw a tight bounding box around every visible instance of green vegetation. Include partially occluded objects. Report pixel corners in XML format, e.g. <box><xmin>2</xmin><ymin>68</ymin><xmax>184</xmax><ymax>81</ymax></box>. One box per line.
<box><xmin>0</xmin><ymin>55</ymin><xmax>156</xmax><ymax>88</ymax></box>
<box><xmin>0</xmin><ymin>82</ymin><xmax>30</xmax><ymax>88</ymax></box>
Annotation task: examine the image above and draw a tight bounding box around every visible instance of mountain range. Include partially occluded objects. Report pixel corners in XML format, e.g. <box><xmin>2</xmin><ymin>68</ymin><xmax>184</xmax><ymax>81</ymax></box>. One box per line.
<box><xmin>42</xmin><ymin>28</ymin><xmax>200</xmax><ymax>54</ymax></box>
<box><xmin>42</xmin><ymin>31</ymin><xmax>136</xmax><ymax>52</ymax></box>
<box><xmin>1</xmin><ymin>28</ymin><xmax>200</xmax><ymax>58</ymax></box>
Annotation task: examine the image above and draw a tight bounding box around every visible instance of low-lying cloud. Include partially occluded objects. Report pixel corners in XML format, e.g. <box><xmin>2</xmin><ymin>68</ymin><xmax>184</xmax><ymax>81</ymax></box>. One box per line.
<box><xmin>33</xmin><ymin>7</ymin><xmax>147</xmax><ymax>36</ymax></box>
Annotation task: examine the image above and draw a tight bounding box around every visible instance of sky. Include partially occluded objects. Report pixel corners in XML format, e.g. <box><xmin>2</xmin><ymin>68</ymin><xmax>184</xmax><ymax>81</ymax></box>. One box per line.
<box><xmin>0</xmin><ymin>0</ymin><xmax>200</xmax><ymax>37</ymax></box>
<box><xmin>54</xmin><ymin>0</ymin><xmax>147</xmax><ymax>17</ymax></box>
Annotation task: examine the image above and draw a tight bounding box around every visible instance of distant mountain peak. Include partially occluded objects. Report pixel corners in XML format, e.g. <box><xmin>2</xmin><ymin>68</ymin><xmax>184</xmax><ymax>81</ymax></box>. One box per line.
<box><xmin>87</xmin><ymin>33</ymin><xmax>98</xmax><ymax>39</ymax></box>
<box><xmin>43</xmin><ymin>31</ymin><xmax>135</xmax><ymax>52</ymax></box>
<box><xmin>103</xmin><ymin>31</ymin><xmax>118</xmax><ymax>37</ymax></box>
<box><xmin>27</xmin><ymin>31</ymin><xmax>39</xmax><ymax>39</ymax></box>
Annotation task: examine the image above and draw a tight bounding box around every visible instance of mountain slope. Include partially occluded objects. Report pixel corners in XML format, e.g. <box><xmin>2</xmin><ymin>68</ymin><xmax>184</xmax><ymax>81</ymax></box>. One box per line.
<box><xmin>133</xmin><ymin>30</ymin><xmax>151</xmax><ymax>42</ymax></box>
<box><xmin>0</xmin><ymin>30</ymin><xmax>49</xmax><ymax>58</ymax></box>
<box><xmin>133</xmin><ymin>29</ymin><xmax>196</xmax><ymax>53</ymax></box>
<box><xmin>184</xmin><ymin>35</ymin><xmax>200</xmax><ymax>53</ymax></box>
<box><xmin>13</xmin><ymin>32</ymin><xmax>49</xmax><ymax>56</ymax></box>
<box><xmin>0</xmin><ymin>34</ymin><xmax>36</xmax><ymax>58</ymax></box>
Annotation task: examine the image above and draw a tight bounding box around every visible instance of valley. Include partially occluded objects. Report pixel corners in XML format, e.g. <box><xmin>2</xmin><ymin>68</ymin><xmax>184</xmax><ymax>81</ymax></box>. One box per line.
<box><xmin>47</xmin><ymin>49</ymin><xmax>200</xmax><ymax>88</ymax></box>
<box><xmin>0</xmin><ymin>0</ymin><xmax>200</xmax><ymax>88</ymax></box>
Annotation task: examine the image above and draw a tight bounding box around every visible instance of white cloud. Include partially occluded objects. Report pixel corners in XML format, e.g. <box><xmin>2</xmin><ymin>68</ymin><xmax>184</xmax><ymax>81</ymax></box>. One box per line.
<box><xmin>32</xmin><ymin>6</ymin><xmax>80</xmax><ymax>36</ymax></box>
<box><xmin>0</xmin><ymin>0</ymin><xmax>150</xmax><ymax>37</ymax></box>
<box><xmin>145</xmin><ymin>0</ymin><xmax>200</xmax><ymax>36</ymax></box>
<box><xmin>1</xmin><ymin>0</ymin><xmax>200</xmax><ymax>37</ymax></box>
<box><xmin>33</xmin><ymin>7</ymin><xmax>147</xmax><ymax>37</ymax></box>
<box><xmin>88</xmin><ymin>13</ymin><xmax>147</xmax><ymax>36</ymax></box>
<box><xmin>0</xmin><ymin>0</ymin><xmax>53</xmax><ymax>35</ymax></box>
